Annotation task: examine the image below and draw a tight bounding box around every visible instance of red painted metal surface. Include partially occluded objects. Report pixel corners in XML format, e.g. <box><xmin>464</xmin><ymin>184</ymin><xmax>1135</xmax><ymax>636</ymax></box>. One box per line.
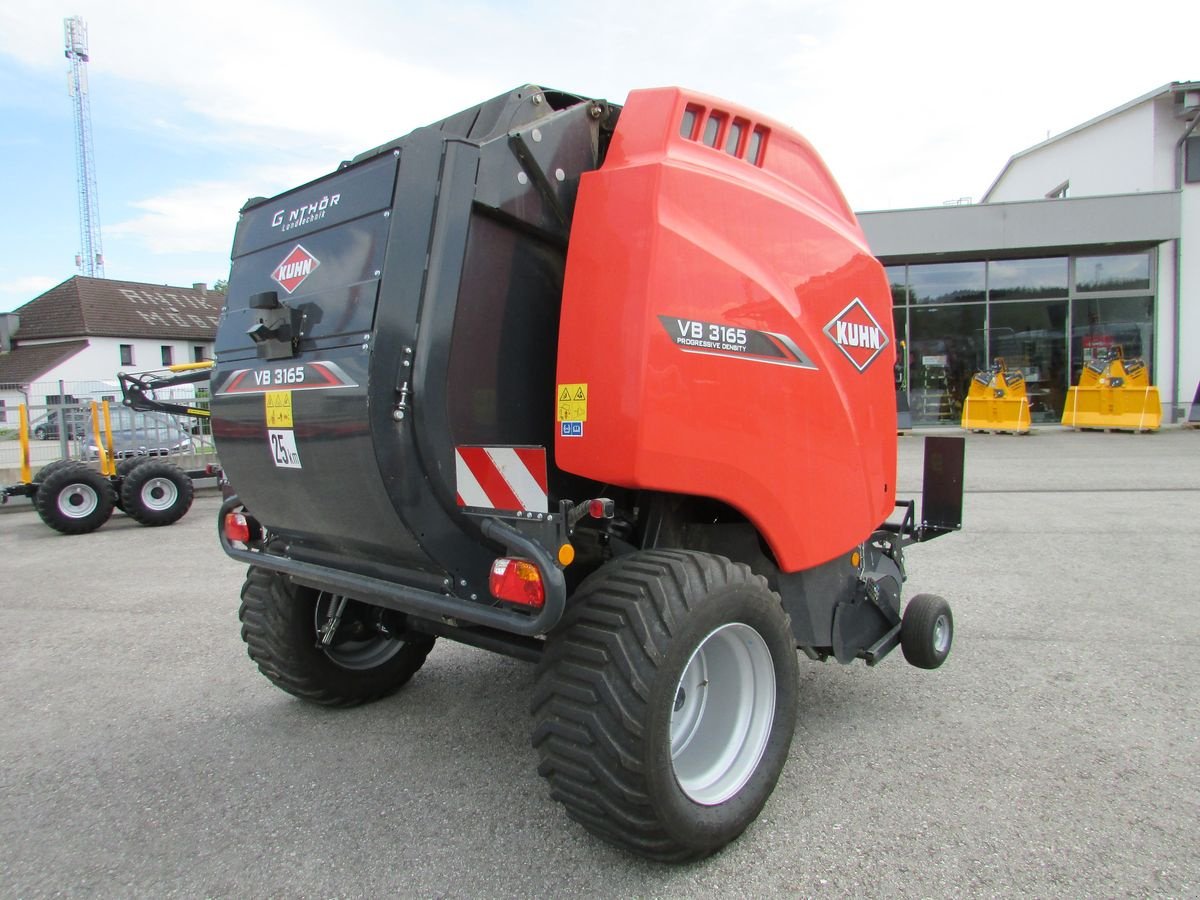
<box><xmin>555</xmin><ymin>87</ymin><xmax>896</xmax><ymax>571</ymax></box>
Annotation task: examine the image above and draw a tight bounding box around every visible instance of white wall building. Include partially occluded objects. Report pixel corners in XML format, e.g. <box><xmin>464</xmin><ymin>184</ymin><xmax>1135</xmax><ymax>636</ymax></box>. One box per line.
<box><xmin>0</xmin><ymin>277</ymin><xmax>223</xmax><ymax>424</ymax></box>
<box><xmin>859</xmin><ymin>81</ymin><xmax>1199</xmax><ymax>425</ymax></box>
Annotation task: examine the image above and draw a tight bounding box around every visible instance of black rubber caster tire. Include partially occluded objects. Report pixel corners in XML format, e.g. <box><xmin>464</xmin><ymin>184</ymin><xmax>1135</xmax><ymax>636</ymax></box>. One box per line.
<box><xmin>901</xmin><ymin>593</ymin><xmax>953</xmax><ymax>670</ymax></box>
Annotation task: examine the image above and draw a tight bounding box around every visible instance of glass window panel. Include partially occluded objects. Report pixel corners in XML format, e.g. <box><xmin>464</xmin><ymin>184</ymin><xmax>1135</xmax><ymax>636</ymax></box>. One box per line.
<box><xmin>1070</xmin><ymin>295</ymin><xmax>1155</xmax><ymax>381</ymax></box>
<box><xmin>988</xmin><ymin>257</ymin><xmax>1067</xmax><ymax>301</ymax></box>
<box><xmin>885</xmin><ymin>265</ymin><xmax>907</xmax><ymax>305</ymax></box>
<box><xmin>1074</xmin><ymin>253</ymin><xmax>1150</xmax><ymax>292</ymax></box>
<box><xmin>1185</xmin><ymin>136</ymin><xmax>1200</xmax><ymax>184</ymax></box>
<box><xmin>908</xmin><ymin>261</ymin><xmax>985</xmax><ymax>304</ymax></box>
<box><xmin>908</xmin><ymin>304</ymin><xmax>986</xmax><ymax>424</ymax></box>
<box><xmin>893</xmin><ymin>307</ymin><xmax>909</xmax><ymax>396</ymax></box>
<box><xmin>988</xmin><ymin>300</ymin><xmax>1068</xmax><ymax>424</ymax></box>
<box><xmin>703</xmin><ymin>114</ymin><xmax>722</xmax><ymax>147</ymax></box>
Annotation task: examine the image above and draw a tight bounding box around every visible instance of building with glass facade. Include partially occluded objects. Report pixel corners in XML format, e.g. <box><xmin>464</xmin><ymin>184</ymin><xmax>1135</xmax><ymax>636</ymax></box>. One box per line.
<box><xmin>859</xmin><ymin>81</ymin><xmax>1199</xmax><ymax>425</ymax></box>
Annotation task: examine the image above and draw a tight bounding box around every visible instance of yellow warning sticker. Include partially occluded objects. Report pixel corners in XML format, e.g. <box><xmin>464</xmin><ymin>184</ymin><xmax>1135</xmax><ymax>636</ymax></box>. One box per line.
<box><xmin>265</xmin><ymin>390</ymin><xmax>293</xmax><ymax>428</ymax></box>
<box><xmin>556</xmin><ymin>383</ymin><xmax>587</xmax><ymax>422</ymax></box>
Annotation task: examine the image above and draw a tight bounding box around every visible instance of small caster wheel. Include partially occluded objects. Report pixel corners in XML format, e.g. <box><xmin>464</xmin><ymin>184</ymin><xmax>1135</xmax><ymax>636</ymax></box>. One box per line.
<box><xmin>901</xmin><ymin>593</ymin><xmax>953</xmax><ymax>670</ymax></box>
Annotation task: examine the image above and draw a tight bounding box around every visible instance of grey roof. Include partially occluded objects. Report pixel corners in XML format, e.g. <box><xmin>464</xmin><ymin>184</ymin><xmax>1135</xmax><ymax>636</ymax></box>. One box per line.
<box><xmin>0</xmin><ymin>340</ymin><xmax>88</xmax><ymax>387</ymax></box>
<box><xmin>9</xmin><ymin>276</ymin><xmax>223</xmax><ymax>342</ymax></box>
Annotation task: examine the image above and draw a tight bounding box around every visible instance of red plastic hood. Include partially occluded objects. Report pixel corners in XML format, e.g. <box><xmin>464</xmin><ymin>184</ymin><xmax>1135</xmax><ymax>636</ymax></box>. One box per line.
<box><xmin>555</xmin><ymin>87</ymin><xmax>896</xmax><ymax>572</ymax></box>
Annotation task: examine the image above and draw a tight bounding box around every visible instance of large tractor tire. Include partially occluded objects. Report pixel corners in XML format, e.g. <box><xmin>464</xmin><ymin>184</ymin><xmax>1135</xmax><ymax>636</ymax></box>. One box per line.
<box><xmin>532</xmin><ymin>549</ymin><xmax>799</xmax><ymax>862</ymax></box>
<box><xmin>238</xmin><ymin>567</ymin><xmax>436</xmax><ymax>707</ymax></box>
<box><xmin>34</xmin><ymin>465</ymin><xmax>115</xmax><ymax>535</ymax></box>
<box><xmin>120</xmin><ymin>460</ymin><xmax>193</xmax><ymax>526</ymax></box>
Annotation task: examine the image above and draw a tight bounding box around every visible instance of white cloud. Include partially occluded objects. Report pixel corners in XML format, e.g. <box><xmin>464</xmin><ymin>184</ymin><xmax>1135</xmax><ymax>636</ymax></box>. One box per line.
<box><xmin>0</xmin><ymin>0</ymin><xmax>1194</xmax><ymax>293</ymax></box>
<box><xmin>0</xmin><ymin>275</ymin><xmax>61</xmax><ymax>308</ymax></box>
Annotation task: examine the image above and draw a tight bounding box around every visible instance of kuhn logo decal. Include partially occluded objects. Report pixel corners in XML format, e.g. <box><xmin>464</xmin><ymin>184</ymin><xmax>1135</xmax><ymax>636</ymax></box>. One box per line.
<box><xmin>823</xmin><ymin>298</ymin><xmax>890</xmax><ymax>372</ymax></box>
<box><xmin>271</xmin><ymin>245</ymin><xmax>320</xmax><ymax>294</ymax></box>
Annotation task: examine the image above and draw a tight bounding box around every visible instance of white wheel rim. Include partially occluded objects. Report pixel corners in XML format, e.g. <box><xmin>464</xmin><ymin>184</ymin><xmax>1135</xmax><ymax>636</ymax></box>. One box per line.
<box><xmin>670</xmin><ymin>622</ymin><xmax>776</xmax><ymax>806</ymax></box>
<box><xmin>140</xmin><ymin>476</ymin><xmax>179</xmax><ymax>511</ymax></box>
<box><xmin>932</xmin><ymin>614</ymin><xmax>951</xmax><ymax>654</ymax></box>
<box><xmin>57</xmin><ymin>484</ymin><xmax>99</xmax><ymax>519</ymax></box>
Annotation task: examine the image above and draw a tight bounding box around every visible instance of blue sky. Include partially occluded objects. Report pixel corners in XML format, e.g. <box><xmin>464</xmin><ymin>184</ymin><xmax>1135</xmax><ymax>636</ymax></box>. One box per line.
<box><xmin>0</xmin><ymin>0</ymin><xmax>1192</xmax><ymax>313</ymax></box>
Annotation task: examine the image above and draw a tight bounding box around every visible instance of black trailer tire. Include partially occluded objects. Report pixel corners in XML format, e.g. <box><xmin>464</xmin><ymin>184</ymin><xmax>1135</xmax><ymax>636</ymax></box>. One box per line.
<box><xmin>532</xmin><ymin>549</ymin><xmax>799</xmax><ymax>862</ymax></box>
<box><xmin>901</xmin><ymin>593</ymin><xmax>953</xmax><ymax>670</ymax></box>
<box><xmin>34</xmin><ymin>465</ymin><xmax>115</xmax><ymax>535</ymax></box>
<box><xmin>33</xmin><ymin>459</ymin><xmax>85</xmax><ymax>484</ymax></box>
<box><xmin>119</xmin><ymin>460</ymin><xmax>193</xmax><ymax>526</ymax></box>
<box><xmin>116</xmin><ymin>457</ymin><xmax>151</xmax><ymax>478</ymax></box>
<box><xmin>113</xmin><ymin>458</ymin><xmax>150</xmax><ymax>510</ymax></box>
<box><xmin>238</xmin><ymin>567</ymin><xmax>436</xmax><ymax>707</ymax></box>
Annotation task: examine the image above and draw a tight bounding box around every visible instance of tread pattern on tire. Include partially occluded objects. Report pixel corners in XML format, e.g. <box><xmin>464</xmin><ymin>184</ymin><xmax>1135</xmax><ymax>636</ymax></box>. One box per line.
<box><xmin>531</xmin><ymin>549</ymin><xmax>780</xmax><ymax>861</ymax></box>
<box><xmin>900</xmin><ymin>592</ymin><xmax>952</xmax><ymax>670</ymax></box>
<box><xmin>33</xmin><ymin>459</ymin><xmax>86</xmax><ymax>484</ymax></box>
<box><xmin>33</xmin><ymin>465</ymin><xmax>115</xmax><ymax>535</ymax></box>
<box><xmin>119</xmin><ymin>460</ymin><xmax>194</xmax><ymax>526</ymax></box>
<box><xmin>238</xmin><ymin>566</ymin><xmax>435</xmax><ymax>708</ymax></box>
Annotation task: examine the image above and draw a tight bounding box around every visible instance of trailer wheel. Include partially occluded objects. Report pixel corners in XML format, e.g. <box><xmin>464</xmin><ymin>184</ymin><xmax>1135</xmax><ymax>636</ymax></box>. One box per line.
<box><xmin>112</xmin><ymin>458</ymin><xmax>149</xmax><ymax>511</ymax></box>
<box><xmin>901</xmin><ymin>593</ymin><xmax>953</xmax><ymax>670</ymax></box>
<box><xmin>33</xmin><ymin>459</ymin><xmax>85</xmax><ymax>484</ymax></box>
<box><xmin>116</xmin><ymin>457</ymin><xmax>150</xmax><ymax>478</ymax></box>
<box><xmin>120</xmin><ymin>460</ymin><xmax>193</xmax><ymax>526</ymax></box>
<box><xmin>34</xmin><ymin>465</ymin><xmax>115</xmax><ymax>535</ymax></box>
<box><xmin>532</xmin><ymin>549</ymin><xmax>798</xmax><ymax>861</ymax></box>
<box><xmin>238</xmin><ymin>567</ymin><xmax>436</xmax><ymax>707</ymax></box>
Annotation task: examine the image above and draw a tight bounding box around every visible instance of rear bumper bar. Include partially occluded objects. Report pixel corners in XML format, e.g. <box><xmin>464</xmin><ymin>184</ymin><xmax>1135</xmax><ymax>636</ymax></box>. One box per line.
<box><xmin>218</xmin><ymin>496</ymin><xmax>566</xmax><ymax>637</ymax></box>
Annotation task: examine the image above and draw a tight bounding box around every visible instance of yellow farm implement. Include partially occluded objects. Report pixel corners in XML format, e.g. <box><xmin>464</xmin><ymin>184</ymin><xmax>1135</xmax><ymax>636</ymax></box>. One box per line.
<box><xmin>1061</xmin><ymin>348</ymin><xmax>1161</xmax><ymax>432</ymax></box>
<box><xmin>961</xmin><ymin>359</ymin><xmax>1031</xmax><ymax>434</ymax></box>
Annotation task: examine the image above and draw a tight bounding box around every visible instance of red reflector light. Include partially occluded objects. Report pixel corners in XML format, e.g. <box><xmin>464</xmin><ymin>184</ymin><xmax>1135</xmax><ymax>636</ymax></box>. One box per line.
<box><xmin>587</xmin><ymin>498</ymin><xmax>615</xmax><ymax>519</ymax></box>
<box><xmin>489</xmin><ymin>558</ymin><xmax>545</xmax><ymax>608</ymax></box>
<box><xmin>224</xmin><ymin>512</ymin><xmax>251</xmax><ymax>544</ymax></box>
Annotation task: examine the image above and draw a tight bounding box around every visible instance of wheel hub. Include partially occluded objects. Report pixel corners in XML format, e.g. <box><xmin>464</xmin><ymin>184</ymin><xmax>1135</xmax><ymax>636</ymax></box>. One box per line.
<box><xmin>932</xmin><ymin>614</ymin><xmax>951</xmax><ymax>653</ymax></box>
<box><xmin>314</xmin><ymin>593</ymin><xmax>404</xmax><ymax>671</ymax></box>
<box><xmin>670</xmin><ymin>622</ymin><xmax>776</xmax><ymax>806</ymax></box>
<box><xmin>140</xmin><ymin>476</ymin><xmax>179</xmax><ymax>511</ymax></box>
<box><xmin>58</xmin><ymin>484</ymin><xmax>99</xmax><ymax>519</ymax></box>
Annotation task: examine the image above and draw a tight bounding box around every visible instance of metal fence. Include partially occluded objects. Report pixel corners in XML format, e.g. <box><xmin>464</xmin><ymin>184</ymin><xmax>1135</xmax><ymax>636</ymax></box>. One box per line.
<box><xmin>0</xmin><ymin>379</ymin><xmax>214</xmax><ymax>479</ymax></box>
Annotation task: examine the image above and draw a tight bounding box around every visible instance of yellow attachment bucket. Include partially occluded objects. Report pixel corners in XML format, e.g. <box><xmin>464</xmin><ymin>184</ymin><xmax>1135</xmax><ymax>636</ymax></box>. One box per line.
<box><xmin>961</xmin><ymin>358</ymin><xmax>1031</xmax><ymax>433</ymax></box>
<box><xmin>1061</xmin><ymin>348</ymin><xmax>1161</xmax><ymax>431</ymax></box>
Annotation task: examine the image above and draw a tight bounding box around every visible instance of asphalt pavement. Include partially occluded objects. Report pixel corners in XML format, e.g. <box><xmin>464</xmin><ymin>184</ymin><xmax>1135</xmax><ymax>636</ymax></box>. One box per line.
<box><xmin>1</xmin><ymin>428</ymin><xmax>1197</xmax><ymax>897</ymax></box>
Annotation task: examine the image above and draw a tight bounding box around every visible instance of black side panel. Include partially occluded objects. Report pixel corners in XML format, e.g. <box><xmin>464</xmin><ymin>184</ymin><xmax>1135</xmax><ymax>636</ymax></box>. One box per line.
<box><xmin>921</xmin><ymin>436</ymin><xmax>965</xmax><ymax>533</ymax></box>
<box><xmin>213</xmin><ymin>86</ymin><xmax>616</xmax><ymax>598</ymax></box>
<box><xmin>446</xmin><ymin>214</ymin><xmax>563</xmax><ymax>448</ymax></box>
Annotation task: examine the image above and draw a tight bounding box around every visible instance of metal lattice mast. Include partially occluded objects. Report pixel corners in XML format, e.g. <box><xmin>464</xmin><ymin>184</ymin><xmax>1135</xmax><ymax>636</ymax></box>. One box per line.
<box><xmin>64</xmin><ymin>16</ymin><xmax>104</xmax><ymax>277</ymax></box>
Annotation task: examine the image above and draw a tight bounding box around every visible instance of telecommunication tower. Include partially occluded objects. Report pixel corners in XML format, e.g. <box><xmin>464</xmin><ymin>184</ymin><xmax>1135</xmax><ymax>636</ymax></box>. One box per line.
<box><xmin>64</xmin><ymin>15</ymin><xmax>104</xmax><ymax>277</ymax></box>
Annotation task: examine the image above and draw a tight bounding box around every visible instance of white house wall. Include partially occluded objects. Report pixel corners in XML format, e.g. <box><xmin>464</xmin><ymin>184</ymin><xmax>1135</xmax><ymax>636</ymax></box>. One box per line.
<box><xmin>14</xmin><ymin>336</ymin><xmax>213</xmax><ymax>405</ymax></box>
<box><xmin>989</xmin><ymin>101</ymin><xmax>1158</xmax><ymax>200</ymax></box>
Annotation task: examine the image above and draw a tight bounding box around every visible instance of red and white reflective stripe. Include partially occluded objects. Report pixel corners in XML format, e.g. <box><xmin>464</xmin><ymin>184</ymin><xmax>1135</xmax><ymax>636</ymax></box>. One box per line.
<box><xmin>455</xmin><ymin>446</ymin><xmax>548</xmax><ymax>513</ymax></box>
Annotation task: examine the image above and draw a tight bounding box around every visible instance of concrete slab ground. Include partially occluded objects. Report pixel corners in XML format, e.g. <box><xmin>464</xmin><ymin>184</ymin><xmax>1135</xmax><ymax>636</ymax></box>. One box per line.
<box><xmin>0</xmin><ymin>429</ymin><xmax>1197</xmax><ymax>896</ymax></box>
